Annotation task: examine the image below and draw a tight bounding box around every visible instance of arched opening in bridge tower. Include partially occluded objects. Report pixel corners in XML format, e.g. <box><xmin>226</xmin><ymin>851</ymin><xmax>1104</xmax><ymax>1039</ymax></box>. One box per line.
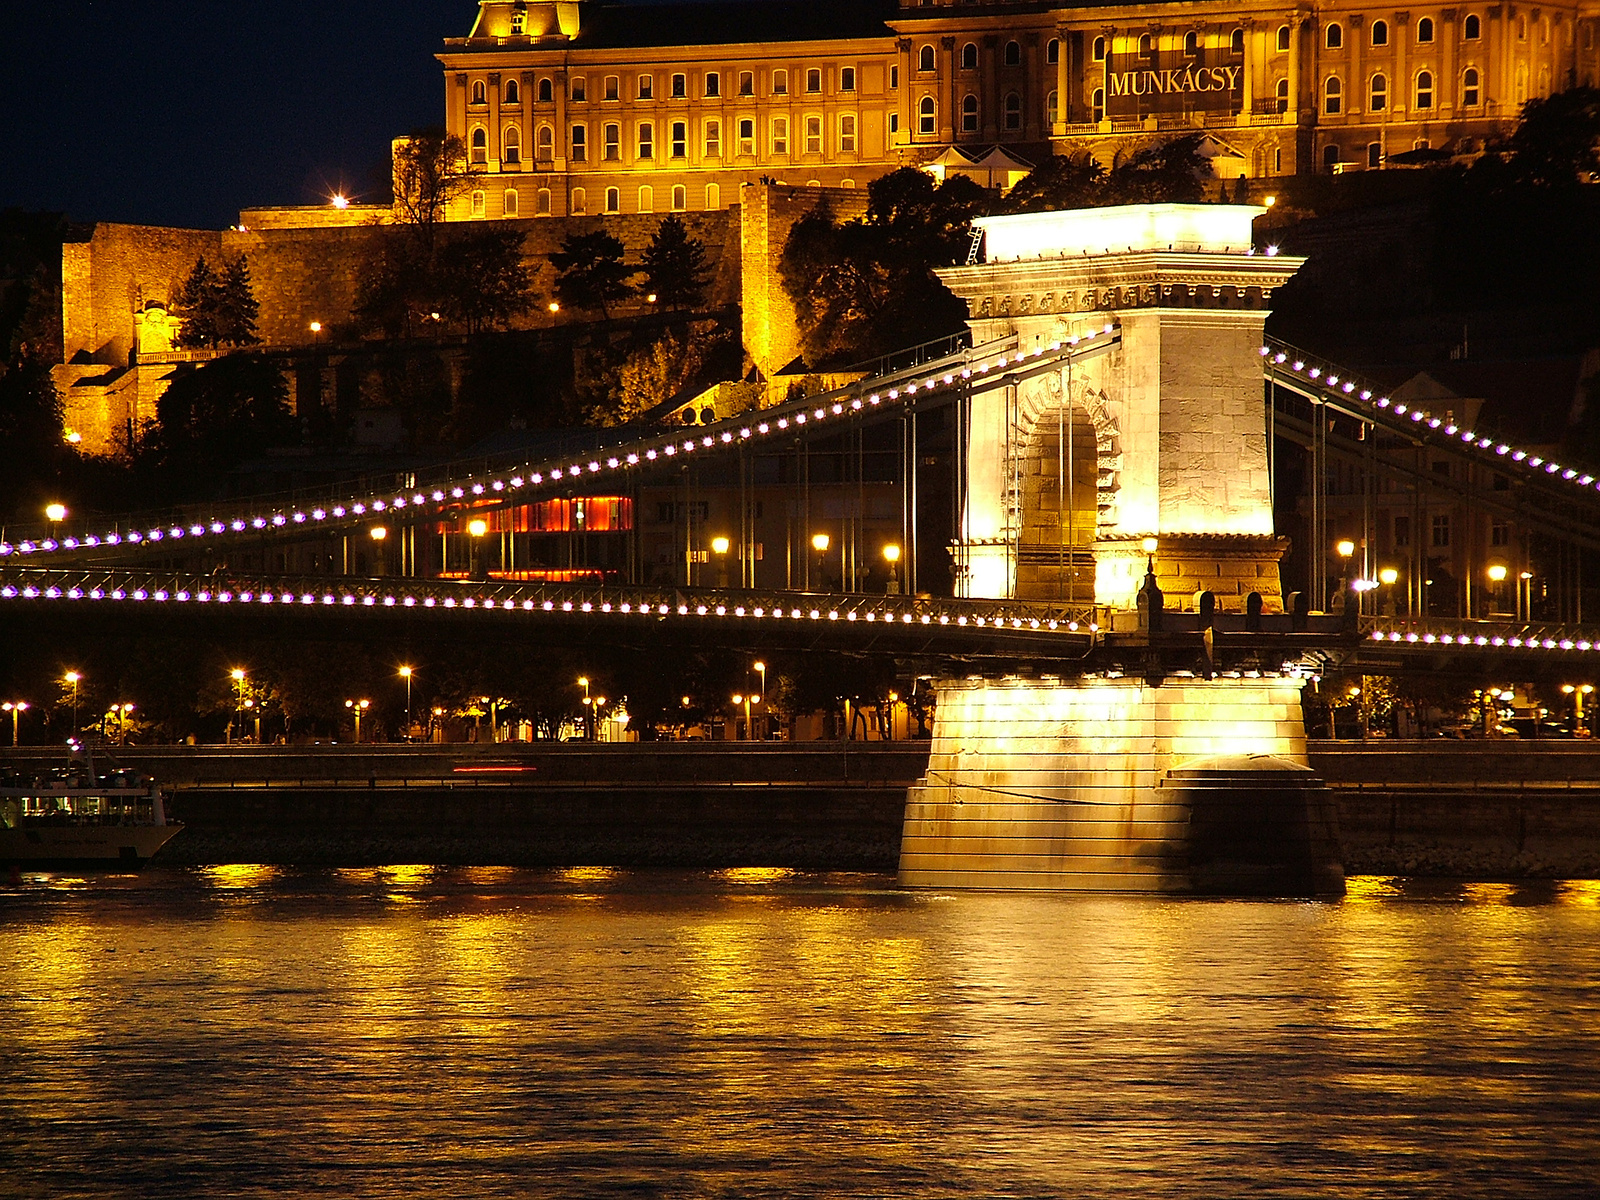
<box><xmin>1015</xmin><ymin>404</ymin><xmax>1099</xmax><ymax>603</ymax></box>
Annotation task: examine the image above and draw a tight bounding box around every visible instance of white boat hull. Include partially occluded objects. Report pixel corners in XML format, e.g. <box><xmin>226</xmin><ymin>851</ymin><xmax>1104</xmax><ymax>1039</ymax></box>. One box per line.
<box><xmin>0</xmin><ymin>823</ymin><xmax>182</xmax><ymax>868</ymax></box>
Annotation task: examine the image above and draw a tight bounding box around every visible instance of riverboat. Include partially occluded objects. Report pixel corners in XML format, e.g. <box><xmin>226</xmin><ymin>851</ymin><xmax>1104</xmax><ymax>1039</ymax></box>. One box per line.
<box><xmin>0</xmin><ymin>752</ymin><xmax>181</xmax><ymax>868</ymax></box>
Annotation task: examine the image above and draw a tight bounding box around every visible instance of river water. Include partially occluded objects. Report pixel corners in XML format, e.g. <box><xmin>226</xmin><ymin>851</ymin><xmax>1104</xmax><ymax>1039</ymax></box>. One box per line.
<box><xmin>3</xmin><ymin>867</ymin><xmax>1598</xmax><ymax>1198</ymax></box>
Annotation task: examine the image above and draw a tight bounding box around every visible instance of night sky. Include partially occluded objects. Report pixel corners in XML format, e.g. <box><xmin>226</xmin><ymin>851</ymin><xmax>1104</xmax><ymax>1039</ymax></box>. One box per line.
<box><xmin>0</xmin><ymin>1</ymin><xmax>476</xmax><ymax>230</ymax></box>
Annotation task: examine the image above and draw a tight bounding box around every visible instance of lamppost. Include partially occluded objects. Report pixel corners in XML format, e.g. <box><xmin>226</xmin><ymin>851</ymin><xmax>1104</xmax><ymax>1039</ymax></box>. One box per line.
<box><xmin>811</xmin><ymin>532</ymin><xmax>830</xmax><ymax>591</ymax></box>
<box><xmin>1519</xmin><ymin>571</ymin><xmax>1534</xmax><ymax>622</ymax></box>
<box><xmin>45</xmin><ymin>503</ymin><xmax>68</xmax><ymax>545</ymax></box>
<box><xmin>593</xmin><ymin>696</ymin><xmax>607</xmax><ymax>741</ymax></box>
<box><xmin>2</xmin><ymin>701</ymin><xmax>28</xmax><ymax>747</ymax></box>
<box><xmin>711</xmin><ymin>535</ymin><xmax>731</xmax><ymax>589</ymax></box>
<box><xmin>1378</xmin><ymin>566</ymin><xmax>1399</xmax><ymax>615</ymax></box>
<box><xmin>345</xmin><ymin>698</ymin><xmax>370</xmax><ymax>743</ymax></box>
<box><xmin>752</xmin><ymin>660</ymin><xmax>767</xmax><ymax>740</ymax></box>
<box><xmin>399</xmin><ymin>666</ymin><xmax>414</xmax><ymax>739</ymax></box>
<box><xmin>731</xmin><ymin>692</ymin><xmax>757</xmax><ymax>740</ymax></box>
<box><xmin>227</xmin><ymin>668</ymin><xmax>248</xmax><ymax>743</ymax></box>
<box><xmin>110</xmin><ymin>702</ymin><xmax>135</xmax><ymax>746</ymax></box>
<box><xmin>310</xmin><ymin>320</ymin><xmax>322</xmax><ymax>345</ymax></box>
<box><xmin>63</xmin><ymin>671</ymin><xmax>81</xmax><ymax>737</ymax></box>
<box><xmin>468</xmin><ymin>518</ymin><xmax>489</xmax><ymax>581</ymax></box>
<box><xmin>883</xmin><ymin>544</ymin><xmax>902</xmax><ymax>594</ymax></box>
<box><xmin>1334</xmin><ymin>539</ymin><xmax>1355</xmax><ymax>610</ymax></box>
<box><xmin>578</xmin><ymin>676</ymin><xmax>592</xmax><ymax>739</ymax></box>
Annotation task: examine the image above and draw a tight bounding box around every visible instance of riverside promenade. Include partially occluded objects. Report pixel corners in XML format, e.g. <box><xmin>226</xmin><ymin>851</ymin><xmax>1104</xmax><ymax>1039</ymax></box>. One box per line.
<box><xmin>5</xmin><ymin>740</ymin><xmax>1599</xmax><ymax>877</ymax></box>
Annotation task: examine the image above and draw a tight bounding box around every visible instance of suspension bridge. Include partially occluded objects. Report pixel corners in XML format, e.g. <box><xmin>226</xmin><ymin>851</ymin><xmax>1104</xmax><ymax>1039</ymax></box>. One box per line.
<box><xmin>6</xmin><ymin>201</ymin><xmax>1599</xmax><ymax>894</ymax></box>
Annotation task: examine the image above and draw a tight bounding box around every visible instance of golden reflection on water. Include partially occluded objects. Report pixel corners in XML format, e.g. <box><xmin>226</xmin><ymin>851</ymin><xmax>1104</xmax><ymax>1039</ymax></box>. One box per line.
<box><xmin>1343</xmin><ymin>874</ymin><xmax>1405</xmax><ymax>903</ymax></box>
<box><xmin>1461</xmin><ymin>881</ymin><xmax>1517</xmax><ymax>905</ymax></box>
<box><xmin>198</xmin><ymin>863</ymin><xmax>281</xmax><ymax>889</ymax></box>
<box><xmin>714</xmin><ymin>866</ymin><xmax>797</xmax><ymax>884</ymax></box>
<box><xmin>1557</xmin><ymin>878</ymin><xmax>1600</xmax><ymax>905</ymax></box>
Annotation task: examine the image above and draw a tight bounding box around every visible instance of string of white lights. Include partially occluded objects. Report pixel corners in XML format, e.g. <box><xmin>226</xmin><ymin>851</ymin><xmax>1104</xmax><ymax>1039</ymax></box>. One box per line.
<box><xmin>1261</xmin><ymin>343</ymin><xmax>1600</xmax><ymax>500</ymax></box>
<box><xmin>1</xmin><ymin>327</ymin><xmax>1120</xmax><ymax>562</ymax></box>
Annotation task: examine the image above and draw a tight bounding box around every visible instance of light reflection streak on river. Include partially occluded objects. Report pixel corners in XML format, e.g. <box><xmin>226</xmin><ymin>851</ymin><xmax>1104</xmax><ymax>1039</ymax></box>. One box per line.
<box><xmin>1</xmin><ymin>869</ymin><xmax>1597</xmax><ymax>1198</ymax></box>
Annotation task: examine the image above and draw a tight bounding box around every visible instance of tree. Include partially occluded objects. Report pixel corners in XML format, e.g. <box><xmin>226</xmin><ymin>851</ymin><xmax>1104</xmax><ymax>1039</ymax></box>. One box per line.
<box><xmin>173</xmin><ymin>254</ymin><xmax>261</xmax><ymax>350</ymax></box>
<box><xmin>1102</xmin><ymin>134</ymin><xmax>1208</xmax><ymax>205</ymax></box>
<box><xmin>778</xmin><ymin>169</ymin><xmax>984</xmax><ymax>366</ymax></box>
<box><xmin>1492</xmin><ymin>86</ymin><xmax>1600</xmax><ymax>189</ymax></box>
<box><xmin>391</xmin><ymin>128</ymin><xmax>481</xmax><ymax>245</ymax></box>
<box><xmin>597</xmin><ymin>321</ymin><xmax>736</xmax><ymax>426</ymax></box>
<box><xmin>639</xmin><ymin>215</ymin><xmax>710</xmax><ymax>310</ymax></box>
<box><xmin>435</xmin><ymin>227</ymin><xmax>536</xmax><ymax>333</ymax></box>
<box><xmin>148</xmin><ymin>354</ymin><xmax>294</xmax><ymax>486</ymax></box>
<box><xmin>1000</xmin><ymin>152</ymin><xmax>1106</xmax><ymax>213</ymax></box>
<box><xmin>550</xmin><ymin>230</ymin><xmax>634</xmax><ymax>319</ymax></box>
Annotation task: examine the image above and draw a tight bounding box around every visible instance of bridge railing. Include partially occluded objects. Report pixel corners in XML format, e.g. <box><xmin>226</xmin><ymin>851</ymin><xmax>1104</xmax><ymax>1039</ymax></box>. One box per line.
<box><xmin>1360</xmin><ymin>614</ymin><xmax>1600</xmax><ymax>655</ymax></box>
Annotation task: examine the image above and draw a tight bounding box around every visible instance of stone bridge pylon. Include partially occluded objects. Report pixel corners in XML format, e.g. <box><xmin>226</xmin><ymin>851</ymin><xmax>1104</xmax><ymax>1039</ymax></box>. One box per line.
<box><xmin>902</xmin><ymin>204</ymin><xmax>1343</xmax><ymax>896</ymax></box>
<box><xmin>938</xmin><ymin>203</ymin><xmax>1303</xmax><ymax>611</ymax></box>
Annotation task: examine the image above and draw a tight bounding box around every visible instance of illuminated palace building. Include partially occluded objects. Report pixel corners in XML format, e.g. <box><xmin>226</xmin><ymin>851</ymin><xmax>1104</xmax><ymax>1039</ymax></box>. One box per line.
<box><xmin>441</xmin><ymin>0</ymin><xmax>1599</xmax><ymax>219</ymax></box>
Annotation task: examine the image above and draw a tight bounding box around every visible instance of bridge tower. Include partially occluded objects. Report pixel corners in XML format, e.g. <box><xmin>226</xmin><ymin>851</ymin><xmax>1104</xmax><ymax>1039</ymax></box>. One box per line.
<box><xmin>939</xmin><ymin>203</ymin><xmax>1303</xmax><ymax>611</ymax></box>
<box><xmin>901</xmin><ymin>204</ymin><xmax>1342</xmax><ymax>895</ymax></box>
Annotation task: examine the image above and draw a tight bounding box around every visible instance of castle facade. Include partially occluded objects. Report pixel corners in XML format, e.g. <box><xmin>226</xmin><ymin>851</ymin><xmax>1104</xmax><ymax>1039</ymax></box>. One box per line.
<box><xmin>439</xmin><ymin>0</ymin><xmax>1600</xmax><ymax>220</ymax></box>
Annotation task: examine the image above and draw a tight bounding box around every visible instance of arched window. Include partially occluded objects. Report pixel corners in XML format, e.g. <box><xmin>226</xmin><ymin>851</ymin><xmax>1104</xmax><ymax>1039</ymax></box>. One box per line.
<box><xmin>471</xmin><ymin>79</ymin><xmax>486</xmax><ymax>105</ymax></box>
<box><xmin>1003</xmin><ymin>92</ymin><xmax>1021</xmax><ymax>130</ymax></box>
<box><xmin>510</xmin><ymin>8</ymin><xmax>524</xmax><ymax>34</ymax></box>
<box><xmin>604</xmin><ymin>187</ymin><xmax>620</xmax><ymax>214</ymax></box>
<box><xmin>1417</xmin><ymin>17</ymin><xmax>1435</xmax><ymax>43</ymax></box>
<box><xmin>470</xmin><ymin>127</ymin><xmax>488</xmax><ymax>164</ymax></box>
<box><xmin>536</xmin><ymin>188</ymin><xmax>551</xmax><ymax>216</ymax></box>
<box><xmin>503</xmin><ymin>188</ymin><xmax>518</xmax><ymax>216</ymax></box>
<box><xmin>1324</xmin><ymin>144</ymin><xmax>1341</xmax><ymax>169</ymax></box>
<box><xmin>1184</xmin><ymin>31</ymin><xmax>1200</xmax><ymax>55</ymax></box>
<box><xmin>603</xmin><ymin>123</ymin><xmax>620</xmax><ymax>160</ymax></box>
<box><xmin>1539</xmin><ymin>63</ymin><xmax>1551</xmax><ymax>97</ymax></box>
<box><xmin>1092</xmin><ymin>87</ymin><xmax>1105</xmax><ymax>122</ymax></box>
<box><xmin>638</xmin><ymin>186</ymin><xmax>653</xmax><ymax>214</ymax></box>
<box><xmin>961</xmin><ymin>93</ymin><xmax>978</xmax><ymax>132</ymax></box>
<box><xmin>918</xmin><ymin>95</ymin><xmax>936</xmax><ymax>135</ymax></box>
<box><xmin>671</xmin><ymin>185</ymin><xmax>686</xmax><ymax>212</ymax></box>
<box><xmin>962</xmin><ymin>42</ymin><xmax>978</xmax><ymax>69</ymax></box>
<box><xmin>1276</xmin><ymin>77</ymin><xmax>1289</xmax><ymax>113</ymax></box>
<box><xmin>1464</xmin><ymin>14</ymin><xmax>1481</xmax><ymax>39</ymax></box>
<box><xmin>504</xmin><ymin>78</ymin><xmax>520</xmax><ymax>105</ymax></box>
<box><xmin>1463</xmin><ymin>67</ymin><xmax>1481</xmax><ymax>106</ymax></box>
<box><xmin>571</xmin><ymin>76</ymin><xmax>587</xmax><ymax>101</ymax></box>
<box><xmin>1277</xmin><ymin>25</ymin><xmax>1291</xmax><ymax>52</ymax></box>
<box><xmin>502</xmin><ymin>125</ymin><xmax>521</xmax><ymax>163</ymax></box>
<box><xmin>705</xmin><ymin>183</ymin><xmax>720</xmax><ymax>209</ymax></box>
<box><xmin>1093</xmin><ymin>36</ymin><xmax>1106</xmax><ymax>62</ymax></box>
<box><xmin>1231</xmin><ymin>28</ymin><xmax>1245</xmax><ymax>53</ymax></box>
<box><xmin>1371</xmin><ymin>20</ymin><xmax>1388</xmax><ymax>46</ymax></box>
<box><xmin>471</xmin><ymin>189</ymin><xmax>486</xmax><ymax>217</ymax></box>
<box><xmin>737</xmin><ymin>70</ymin><xmax>754</xmax><ymax>97</ymax></box>
<box><xmin>1047</xmin><ymin>39</ymin><xmax>1059</xmax><ymax>64</ymax></box>
<box><xmin>1047</xmin><ymin>90</ymin><xmax>1058</xmax><ymax>126</ymax></box>
<box><xmin>1540</xmin><ymin>16</ymin><xmax>1550</xmax><ymax>44</ymax></box>
<box><xmin>1415</xmin><ymin>70</ymin><xmax>1433</xmax><ymax>109</ymax></box>
<box><xmin>1368</xmin><ymin>143</ymin><xmax>1382</xmax><ymax>168</ymax></box>
<box><xmin>1325</xmin><ymin>75</ymin><xmax>1342</xmax><ymax>114</ymax></box>
<box><xmin>536</xmin><ymin>124</ymin><xmax>553</xmax><ymax>161</ymax></box>
<box><xmin>1370</xmin><ymin>73</ymin><xmax>1387</xmax><ymax>111</ymax></box>
<box><xmin>537</xmin><ymin>77</ymin><xmax>553</xmax><ymax>103</ymax></box>
<box><xmin>604</xmin><ymin>75</ymin><xmax>619</xmax><ymax>101</ymax></box>
<box><xmin>1326</xmin><ymin>22</ymin><xmax>1343</xmax><ymax>49</ymax></box>
<box><xmin>918</xmin><ymin>44</ymin><xmax>935</xmax><ymax>72</ymax></box>
<box><xmin>638</xmin><ymin>75</ymin><xmax>653</xmax><ymax>99</ymax></box>
<box><xmin>1004</xmin><ymin>40</ymin><xmax>1021</xmax><ymax>66</ymax></box>
<box><xmin>571</xmin><ymin>187</ymin><xmax>586</xmax><ymax>215</ymax></box>
<box><xmin>1139</xmin><ymin>33</ymin><xmax>1155</xmax><ymax>56</ymax></box>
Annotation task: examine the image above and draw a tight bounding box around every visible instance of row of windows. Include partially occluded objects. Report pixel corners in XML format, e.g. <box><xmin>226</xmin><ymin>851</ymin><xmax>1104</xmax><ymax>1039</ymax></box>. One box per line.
<box><xmin>1324</xmin><ymin>66</ymin><xmax>1491</xmax><ymax>113</ymax></box>
<box><xmin>1323</xmin><ymin>11</ymin><xmax>1556</xmax><ymax>48</ymax></box>
<box><xmin>470</xmin><ymin>67</ymin><xmax>860</xmax><ymax>108</ymax></box>
<box><xmin>1385</xmin><ymin>514</ymin><xmax>1512</xmax><ymax>551</ymax></box>
<box><xmin>466</xmin><ymin>183</ymin><xmax>729</xmax><ymax>218</ymax></box>
<box><xmin>472</xmin><ymin>114</ymin><xmax>866</xmax><ymax>164</ymax></box>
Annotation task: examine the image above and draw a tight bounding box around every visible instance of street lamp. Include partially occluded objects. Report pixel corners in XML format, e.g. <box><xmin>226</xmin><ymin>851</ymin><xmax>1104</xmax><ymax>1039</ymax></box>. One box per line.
<box><xmin>1519</xmin><ymin>571</ymin><xmax>1534</xmax><ymax>622</ymax></box>
<box><xmin>811</xmin><ymin>532</ymin><xmax>830</xmax><ymax>591</ymax></box>
<box><xmin>109</xmin><ymin>702</ymin><xmax>135</xmax><ymax>746</ymax></box>
<box><xmin>578</xmin><ymin>676</ymin><xmax>592</xmax><ymax>739</ymax></box>
<box><xmin>399</xmin><ymin>666</ymin><xmax>414</xmax><ymax>739</ymax></box>
<box><xmin>711</xmin><ymin>535</ymin><xmax>731</xmax><ymax>588</ymax></box>
<box><xmin>63</xmin><ymin>671</ymin><xmax>81</xmax><ymax>736</ymax></box>
<box><xmin>45</xmin><ymin>502</ymin><xmax>68</xmax><ymax>526</ymax></box>
<box><xmin>2</xmin><ymin>701</ymin><xmax>28</xmax><ymax>747</ymax></box>
<box><xmin>883</xmin><ymin>544</ymin><xmax>902</xmax><ymax>594</ymax></box>
<box><xmin>468</xmin><ymin>517</ymin><xmax>489</xmax><ymax>580</ymax></box>
<box><xmin>229</xmin><ymin>668</ymin><xmax>247</xmax><ymax>743</ymax></box>
<box><xmin>344</xmin><ymin>698</ymin><xmax>370</xmax><ymax>743</ymax></box>
<box><xmin>732</xmin><ymin>692</ymin><xmax>758</xmax><ymax>740</ymax></box>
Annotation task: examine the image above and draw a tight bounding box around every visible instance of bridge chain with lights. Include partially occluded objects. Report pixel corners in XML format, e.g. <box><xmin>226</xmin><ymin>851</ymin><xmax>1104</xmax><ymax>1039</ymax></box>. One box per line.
<box><xmin>3</xmin><ymin>327</ymin><xmax>1122</xmax><ymax>564</ymax></box>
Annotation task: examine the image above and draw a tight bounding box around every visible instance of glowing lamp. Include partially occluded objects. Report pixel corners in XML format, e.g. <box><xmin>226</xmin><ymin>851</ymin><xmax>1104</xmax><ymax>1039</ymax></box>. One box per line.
<box><xmin>45</xmin><ymin>503</ymin><xmax>67</xmax><ymax>522</ymax></box>
<box><xmin>811</xmin><ymin>533</ymin><xmax>831</xmax><ymax>552</ymax></box>
<box><xmin>468</xmin><ymin>519</ymin><xmax>489</xmax><ymax>537</ymax></box>
<box><xmin>1378</xmin><ymin>567</ymin><xmax>1399</xmax><ymax>585</ymax></box>
<box><xmin>883</xmin><ymin>544</ymin><xmax>901</xmax><ymax>563</ymax></box>
<box><xmin>370</xmin><ymin>526</ymin><xmax>388</xmax><ymax>541</ymax></box>
<box><xmin>1486</xmin><ymin>564</ymin><xmax>1508</xmax><ymax>582</ymax></box>
<box><xmin>1335</xmin><ymin>539</ymin><xmax>1356</xmax><ymax>558</ymax></box>
<box><xmin>711</xmin><ymin>536</ymin><xmax>731</xmax><ymax>555</ymax></box>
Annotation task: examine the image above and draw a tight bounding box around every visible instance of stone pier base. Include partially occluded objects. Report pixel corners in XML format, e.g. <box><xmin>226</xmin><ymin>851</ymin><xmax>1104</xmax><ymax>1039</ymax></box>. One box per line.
<box><xmin>899</xmin><ymin>676</ymin><xmax>1344</xmax><ymax>895</ymax></box>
